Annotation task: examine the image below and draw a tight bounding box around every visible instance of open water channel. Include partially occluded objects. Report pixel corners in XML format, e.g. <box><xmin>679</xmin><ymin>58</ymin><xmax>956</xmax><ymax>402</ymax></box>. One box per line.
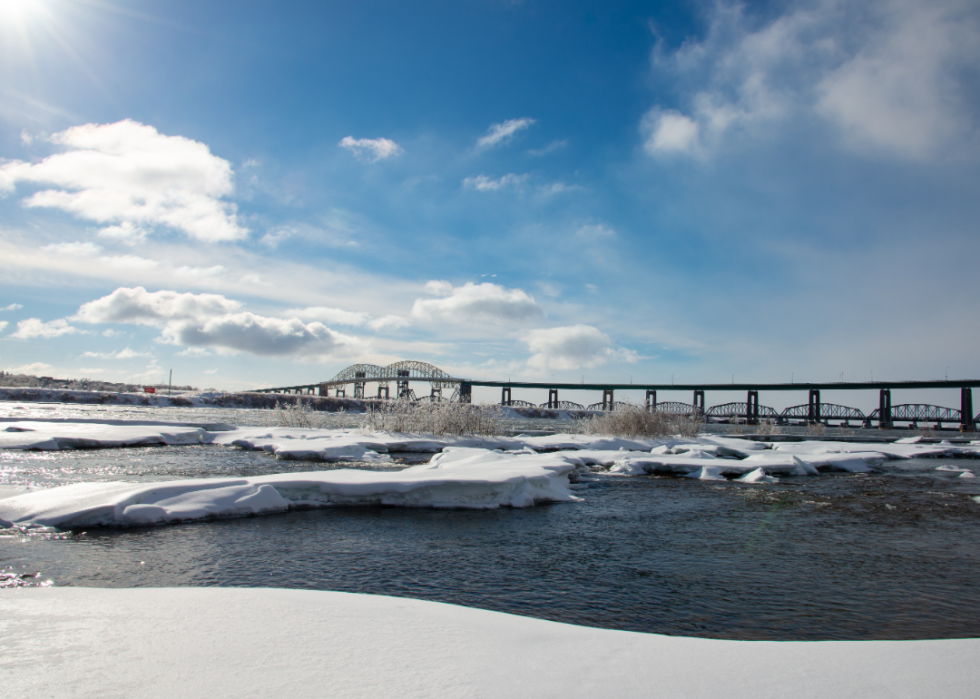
<box><xmin>1</xmin><ymin>402</ymin><xmax>979</xmax><ymax>641</ymax></box>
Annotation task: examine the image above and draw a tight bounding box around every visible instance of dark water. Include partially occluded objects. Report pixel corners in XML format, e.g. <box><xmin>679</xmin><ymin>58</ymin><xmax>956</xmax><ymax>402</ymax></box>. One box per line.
<box><xmin>2</xmin><ymin>444</ymin><xmax>979</xmax><ymax>640</ymax></box>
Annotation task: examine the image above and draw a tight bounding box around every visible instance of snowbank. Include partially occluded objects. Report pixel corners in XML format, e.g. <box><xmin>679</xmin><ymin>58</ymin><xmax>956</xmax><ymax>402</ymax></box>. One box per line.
<box><xmin>2</xmin><ymin>587</ymin><xmax>976</xmax><ymax>699</ymax></box>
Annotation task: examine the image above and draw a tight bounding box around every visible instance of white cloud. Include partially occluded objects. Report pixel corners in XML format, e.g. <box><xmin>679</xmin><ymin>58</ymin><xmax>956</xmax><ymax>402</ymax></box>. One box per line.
<box><xmin>538</xmin><ymin>182</ymin><xmax>579</xmax><ymax>196</ymax></box>
<box><xmin>161</xmin><ymin>312</ymin><xmax>361</xmax><ymax>361</ymax></box>
<box><xmin>0</xmin><ymin>321</ymin><xmax>7</xmax><ymax>333</ymax></box>
<box><xmin>537</xmin><ymin>282</ymin><xmax>562</xmax><ymax>298</ymax></box>
<box><xmin>576</xmin><ymin>224</ymin><xmax>617</xmax><ymax>240</ymax></box>
<box><xmin>174</xmin><ymin>265</ymin><xmax>226</xmax><ymax>278</ymax></box>
<box><xmin>284</xmin><ymin>306</ymin><xmax>371</xmax><ymax>326</ymax></box>
<box><xmin>10</xmin><ymin>318</ymin><xmax>81</xmax><ymax>339</ymax></box>
<box><xmin>528</xmin><ymin>139</ymin><xmax>568</xmax><ymax>156</ymax></box>
<box><xmin>1</xmin><ymin>303</ymin><xmax>23</xmax><ymax>311</ymax></box>
<box><xmin>43</xmin><ymin>241</ymin><xmax>102</xmax><ymax>256</ymax></box>
<box><xmin>0</xmin><ymin>119</ymin><xmax>248</xmax><ymax>241</ymax></box>
<box><xmin>423</xmin><ymin>280</ymin><xmax>453</xmax><ymax>297</ymax></box>
<box><xmin>477</xmin><ymin>118</ymin><xmax>536</xmax><ymax>149</ymax></box>
<box><xmin>260</xmin><ymin>227</ymin><xmax>292</xmax><ymax>248</ymax></box>
<box><xmin>101</xmin><ymin>255</ymin><xmax>159</xmax><ymax>270</ymax></box>
<box><xmin>642</xmin><ymin>109</ymin><xmax>701</xmax><ymax>156</ymax></box>
<box><xmin>74</xmin><ymin>287</ymin><xmax>242</xmax><ymax>325</ymax></box>
<box><xmin>81</xmin><ymin>347</ymin><xmax>151</xmax><ymax>359</ymax></box>
<box><xmin>462</xmin><ymin>174</ymin><xmax>528</xmax><ymax>191</ymax></box>
<box><xmin>411</xmin><ymin>282</ymin><xmax>545</xmax><ymax>325</ymax></box>
<box><xmin>10</xmin><ymin>362</ymin><xmax>53</xmax><ymax>375</ymax></box>
<box><xmin>338</xmin><ymin>136</ymin><xmax>403</xmax><ymax>163</ymax></box>
<box><xmin>98</xmin><ymin>221</ymin><xmax>148</xmax><ymax>243</ymax></box>
<box><xmin>366</xmin><ymin>315</ymin><xmax>411</xmax><ymax>331</ymax></box>
<box><xmin>524</xmin><ymin>324</ymin><xmax>638</xmax><ymax>371</ymax></box>
<box><xmin>73</xmin><ymin>287</ymin><xmax>362</xmax><ymax>361</ymax></box>
<box><xmin>643</xmin><ymin>0</ymin><xmax>980</xmax><ymax>160</ymax></box>
<box><xmin>283</xmin><ymin>306</ymin><xmax>410</xmax><ymax>331</ymax></box>
<box><xmin>815</xmin><ymin>1</ymin><xmax>980</xmax><ymax>158</ymax></box>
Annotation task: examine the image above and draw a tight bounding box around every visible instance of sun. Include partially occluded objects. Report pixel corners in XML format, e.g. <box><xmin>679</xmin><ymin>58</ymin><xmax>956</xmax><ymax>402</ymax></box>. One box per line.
<box><xmin>0</xmin><ymin>0</ymin><xmax>48</xmax><ymax>25</ymax></box>
<box><xmin>0</xmin><ymin>0</ymin><xmax>65</xmax><ymax>69</ymax></box>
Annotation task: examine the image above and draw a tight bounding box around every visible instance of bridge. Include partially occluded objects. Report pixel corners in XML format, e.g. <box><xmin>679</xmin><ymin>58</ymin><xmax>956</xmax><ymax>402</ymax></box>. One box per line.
<box><xmin>255</xmin><ymin>361</ymin><xmax>980</xmax><ymax>431</ymax></box>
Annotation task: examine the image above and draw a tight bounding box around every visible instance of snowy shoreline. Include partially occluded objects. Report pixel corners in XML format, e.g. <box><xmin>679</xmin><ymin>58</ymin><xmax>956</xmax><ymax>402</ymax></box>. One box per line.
<box><xmin>3</xmin><ymin>586</ymin><xmax>977</xmax><ymax>699</ymax></box>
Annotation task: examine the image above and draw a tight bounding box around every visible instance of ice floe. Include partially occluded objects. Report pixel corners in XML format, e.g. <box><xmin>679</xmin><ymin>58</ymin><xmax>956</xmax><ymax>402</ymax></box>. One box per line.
<box><xmin>0</xmin><ymin>420</ymin><xmax>211</xmax><ymax>450</ymax></box>
<box><xmin>0</xmin><ymin>449</ymin><xmax>580</xmax><ymax>528</ymax></box>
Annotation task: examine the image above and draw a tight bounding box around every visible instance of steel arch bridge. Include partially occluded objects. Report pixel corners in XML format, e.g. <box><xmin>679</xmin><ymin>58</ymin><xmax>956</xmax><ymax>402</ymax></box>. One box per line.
<box><xmin>706</xmin><ymin>402</ymin><xmax>780</xmax><ymax>420</ymax></box>
<box><xmin>780</xmin><ymin>403</ymin><xmax>866</xmax><ymax>421</ymax></box>
<box><xmin>867</xmin><ymin>404</ymin><xmax>961</xmax><ymax>423</ymax></box>
<box><xmin>324</xmin><ymin>360</ymin><xmax>460</xmax><ymax>389</ymax></box>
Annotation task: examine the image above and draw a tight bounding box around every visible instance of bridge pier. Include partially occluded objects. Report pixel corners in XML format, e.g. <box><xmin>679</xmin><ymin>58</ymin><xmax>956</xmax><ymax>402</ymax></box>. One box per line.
<box><xmin>460</xmin><ymin>382</ymin><xmax>472</xmax><ymax>404</ymax></box>
<box><xmin>397</xmin><ymin>370</ymin><xmax>410</xmax><ymax>399</ymax></box>
<box><xmin>879</xmin><ymin>389</ymin><xmax>893</xmax><ymax>429</ymax></box>
<box><xmin>646</xmin><ymin>390</ymin><xmax>657</xmax><ymax>412</ymax></box>
<box><xmin>693</xmin><ymin>390</ymin><xmax>705</xmax><ymax>415</ymax></box>
<box><xmin>746</xmin><ymin>390</ymin><xmax>759</xmax><ymax>425</ymax></box>
<box><xmin>808</xmin><ymin>389</ymin><xmax>821</xmax><ymax>424</ymax></box>
<box><xmin>501</xmin><ymin>387</ymin><xmax>512</xmax><ymax>406</ymax></box>
<box><xmin>547</xmin><ymin>388</ymin><xmax>559</xmax><ymax>409</ymax></box>
<box><xmin>961</xmin><ymin>388</ymin><xmax>975</xmax><ymax>432</ymax></box>
<box><xmin>431</xmin><ymin>387</ymin><xmax>442</xmax><ymax>401</ymax></box>
<box><xmin>602</xmin><ymin>389</ymin><xmax>614</xmax><ymax>411</ymax></box>
<box><xmin>335</xmin><ymin>388</ymin><xmax>345</xmax><ymax>398</ymax></box>
<box><xmin>377</xmin><ymin>385</ymin><xmax>389</xmax><ymax>399</ymax></box>
<box><xmin>319</xmin><ymin>383</ymin><xmax>328</xmax><ymax>397</ymax></box>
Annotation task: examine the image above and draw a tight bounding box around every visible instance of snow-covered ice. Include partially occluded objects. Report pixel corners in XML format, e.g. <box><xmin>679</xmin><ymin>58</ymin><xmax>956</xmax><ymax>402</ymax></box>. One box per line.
<box><xmin>0</xmin><ymin>420</ymin><xmax>211</xmax><ymax>450</ymax></box>
<box><xmin>4</xmin><ymin>418</ymin><xmax>980</xmax><ymax>528</ymax></box>
<box><xmin>1</xmin><ymin>587</ymin><xmax>976</xmax><ymax>699</ymax></box>
<box><xmin>0</xmin><ymin>448</ymin><xmax>580</xmax><ymax>528</ymax></box>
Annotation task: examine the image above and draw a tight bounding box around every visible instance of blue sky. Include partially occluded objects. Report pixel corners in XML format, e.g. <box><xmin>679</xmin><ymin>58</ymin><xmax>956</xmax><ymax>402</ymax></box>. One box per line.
<box><xmin>0</xmin><ymin>0</ymin><xmax>978</xmax><ymax>407</ymax></box>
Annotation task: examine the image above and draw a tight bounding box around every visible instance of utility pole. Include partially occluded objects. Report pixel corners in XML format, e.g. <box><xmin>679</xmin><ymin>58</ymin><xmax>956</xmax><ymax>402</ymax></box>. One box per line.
<box><xmin>168</xmin><ymin>369</ymin><xmax>172</xmax><ymax>396</ymax></box>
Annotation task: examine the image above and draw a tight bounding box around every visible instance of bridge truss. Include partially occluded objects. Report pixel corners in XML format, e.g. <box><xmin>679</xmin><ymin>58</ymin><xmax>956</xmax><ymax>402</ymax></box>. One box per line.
<box><xmin>706</xmin><ymin>402</ymin><xmax>780</xmax><ymax>420</ymax></box>
<box><xmin>867</xmin><ymin>404</ymin><xmax>962</xmax><ymax>424</ymax></box>
<box><xmin>780</xmin><ymin>403</ymin><xmax>866</xmax><ymax>422</ymax></box>
<box><xmin>537</xmin><ymin>401</ymin><xmax>585</xmax><ymax>410</ymax></box>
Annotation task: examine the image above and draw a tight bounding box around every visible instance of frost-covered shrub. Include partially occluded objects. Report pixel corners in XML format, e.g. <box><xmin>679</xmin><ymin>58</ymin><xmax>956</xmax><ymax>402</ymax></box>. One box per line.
<box><xmin>363</xmin><ymin>400</ymin><xmax>501</xmax><ymax>436</ymax></box>
<box><xmin>274</xmin><ymin>399</ymin><xmax>330</xmax><ymax>429</ymax></box>
<box><xmin>806</xmin><ymin>421</ymin><xmax>828</xmax><ymax>436</ymax></box>
<box><xmin>579</xmin><ymin>402</ymin><xmax>703</xmax><ymax>438</ymax></box>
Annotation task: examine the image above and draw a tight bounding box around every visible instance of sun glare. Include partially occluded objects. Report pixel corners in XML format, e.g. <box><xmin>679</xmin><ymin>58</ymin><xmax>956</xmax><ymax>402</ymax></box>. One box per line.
<box><xmin>0</xmin><ymin>0</ymin><xmax>47</xmax><ymax>24</ymax></box>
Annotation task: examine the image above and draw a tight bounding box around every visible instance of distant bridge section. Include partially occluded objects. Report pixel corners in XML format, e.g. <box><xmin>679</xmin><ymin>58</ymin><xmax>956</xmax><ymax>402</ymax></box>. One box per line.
<box><xmin>254</xmin><ymin>361</ymin><xmax>980</xmax><ymax>431</ymax></box>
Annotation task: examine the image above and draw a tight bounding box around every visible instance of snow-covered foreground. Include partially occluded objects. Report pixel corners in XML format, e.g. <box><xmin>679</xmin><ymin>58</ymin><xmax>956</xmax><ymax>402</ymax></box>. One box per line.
<box><xmin>2</xmin><ymin>419</ymin><xmax>979</xmax><ymax>528</ymax></box>
<box><xmin>2</xmin><ymin>587</ymin><xmax>975</xmax><ymax>699</ymax></box>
